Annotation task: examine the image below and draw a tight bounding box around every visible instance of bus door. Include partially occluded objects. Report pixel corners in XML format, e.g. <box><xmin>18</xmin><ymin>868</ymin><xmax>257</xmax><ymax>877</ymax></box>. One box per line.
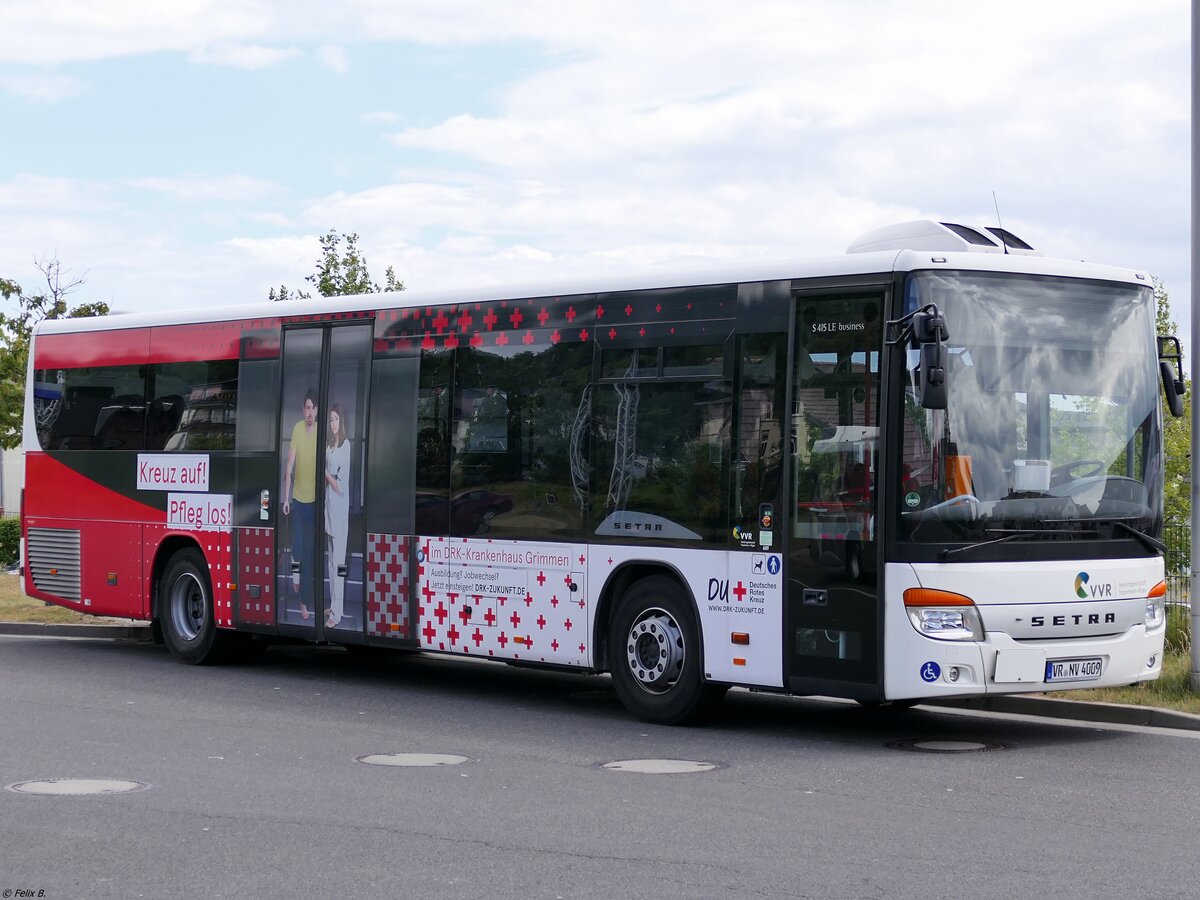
<box><xmin>785</xmin><ymin>291</ymin><xmax>883</xmax><ymax>698</ymax></box>
<box><xmin>275</xmin><ymin>322</ymin><xmax>373</xmax><ymax>640</ymax></box>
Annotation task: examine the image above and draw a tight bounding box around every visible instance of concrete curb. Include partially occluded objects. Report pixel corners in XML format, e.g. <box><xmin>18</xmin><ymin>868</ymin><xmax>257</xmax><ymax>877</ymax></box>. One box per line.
<box><xmin>0</xmin><ymin>621</ymin><xmax>153</xmax><ymax>641</ymax></box>
<box><xmin>2</xmin><ymin>620</ymin><xmax>1198</xmax><ymax>732</ymax></box>
<box><xmin>928</xmin><ymin>695</ymin><xmax>1200</xmax><ymax>732</ymax></box>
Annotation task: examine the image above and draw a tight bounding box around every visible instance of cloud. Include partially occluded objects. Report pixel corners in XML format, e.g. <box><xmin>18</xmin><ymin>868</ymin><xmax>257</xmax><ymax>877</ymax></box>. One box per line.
<box><xmin>0</xmin><ymin>72</ymin><xmax>87</xmax><ymax>102</ymax></box>
<box><xmin>0</xmin><ymin>175</ymin><xmax>109</xmax><ymax>212</ymax></box>
<box><xmin>0</xmin><ymin>0</ymin><xmax>278</xmax><ymax>66</ymax></box>
<box><xmin>188</xmin><ymin>42</ymin><xmax>300</xmax><ymax>69</ymax></box>
<box><xmin>363</xmin><ymin>111</ymin><xmax>399</xmax><ymax>125</ymax></box>
<box><xmin>317</xmin><ymin>44</ymin><xmax>347</xmax><ymax>74</ymax></box>
<box><xmin>127</xmin><ymin>175</ymin><xmax>285</xmax><ymax>203</ymax></box>
<box><xmin>0</xmin><ymin>0</ymin><xmax>1188</xmax><ymax>326</ymax></box>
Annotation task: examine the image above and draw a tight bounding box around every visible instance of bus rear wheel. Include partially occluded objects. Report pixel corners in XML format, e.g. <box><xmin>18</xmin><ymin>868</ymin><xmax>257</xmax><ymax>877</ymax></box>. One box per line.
<box><xmin>160</xmin><ymin>548</ymin><xmax>228</xmax><ymax>665</ymax></box>
<box><xmin>608</xmin><ymin>576</ymin><xmax>726</xmax><ymax>725</ymax></box>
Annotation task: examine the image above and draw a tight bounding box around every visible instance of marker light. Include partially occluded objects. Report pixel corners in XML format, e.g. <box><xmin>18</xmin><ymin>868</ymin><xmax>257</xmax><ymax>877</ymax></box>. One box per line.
<box><xmin>904</xmin><ymin>588</ymin><xmax>983</xmax><ymax>641</ymax></box>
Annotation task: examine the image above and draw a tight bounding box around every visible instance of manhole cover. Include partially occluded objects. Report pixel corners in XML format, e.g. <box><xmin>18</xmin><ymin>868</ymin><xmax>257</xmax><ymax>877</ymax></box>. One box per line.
<box><xmin>356</xmin><ymin>753</ymin><xmax>473</xmax><ymax>767</ymax></box>
<box><xmin>887</xmin><ymin>740</ymin><xmax>1006</xmax><ymax>753</ymax></box>
<box><xmin>600</xmin><ymin>758</ymin><xmax>722</xmax><ymax>774</ymax></box>
<box><xmin>6</xmin><ymin>779</ymin><xmax>151</xmax><ymax>796</ymax></box>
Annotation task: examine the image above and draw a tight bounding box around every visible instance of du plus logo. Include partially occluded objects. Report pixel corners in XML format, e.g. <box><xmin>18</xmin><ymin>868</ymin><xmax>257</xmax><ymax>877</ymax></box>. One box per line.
<box><xmin>1074</xmin><ymin>572</ymin><xmax>1089</xmax><ymax>599</ymax></box>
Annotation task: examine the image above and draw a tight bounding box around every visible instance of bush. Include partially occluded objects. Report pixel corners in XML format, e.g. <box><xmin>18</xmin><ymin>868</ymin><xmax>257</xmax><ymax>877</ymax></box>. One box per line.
<box><xmin>0</xmin><ymin>518</ymin><xmax>17</xmax><ymax>566</ymax></box>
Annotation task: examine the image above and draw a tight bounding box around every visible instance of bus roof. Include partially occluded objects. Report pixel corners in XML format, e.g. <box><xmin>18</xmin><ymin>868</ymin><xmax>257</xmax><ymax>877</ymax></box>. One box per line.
<box><xmin>34</xmin><ymin>247</ymin><xmax>1151</xmax><ymax>335</ymax></box>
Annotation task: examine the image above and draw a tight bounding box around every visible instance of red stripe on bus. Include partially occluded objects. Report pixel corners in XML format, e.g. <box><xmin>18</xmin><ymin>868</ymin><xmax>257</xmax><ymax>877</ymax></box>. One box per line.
<box><xmin>34</xmin><ymin>320</ymin><xmax>281</xmax><ymax>368</ymax></box>
<box><xmin>24</xmin><ymin>452</ymin><xmax>165</xmax><ymax>523</ymax></box>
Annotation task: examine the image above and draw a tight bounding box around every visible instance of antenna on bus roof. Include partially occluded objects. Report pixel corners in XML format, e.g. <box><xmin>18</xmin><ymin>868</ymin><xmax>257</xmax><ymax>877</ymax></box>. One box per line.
<box><xmin>991</xmin><ymin>191</ymin><xmax>1008</xmax><ymax>254</ymax></box>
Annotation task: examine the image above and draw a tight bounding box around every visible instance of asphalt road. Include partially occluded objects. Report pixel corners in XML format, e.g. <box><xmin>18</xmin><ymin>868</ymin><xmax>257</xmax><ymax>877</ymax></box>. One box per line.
<box><xmin>2</xmin><ymin>634</ymin><xmax>1199</xmax><ymax>899</ymax></box>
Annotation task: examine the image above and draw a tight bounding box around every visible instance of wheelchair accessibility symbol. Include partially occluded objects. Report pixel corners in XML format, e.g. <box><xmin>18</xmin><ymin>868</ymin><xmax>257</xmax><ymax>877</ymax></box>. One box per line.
<box><xmin>920</xmin><ymin>661</ymin><xmax>941</xmax><ymax>683</ymax></box>
<box><xmin>766</xmin><ymin>555</ymin><xmax>781</xmax><ymax>576</ymax></box>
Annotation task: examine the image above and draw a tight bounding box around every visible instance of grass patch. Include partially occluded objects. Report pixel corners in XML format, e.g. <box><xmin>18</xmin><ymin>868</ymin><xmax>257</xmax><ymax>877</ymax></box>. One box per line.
<box><xmin>0</xmin><ymin>574</ymin><xmax>131</xmax><ymax>624</ymax></box>
<box><xmin>1045</xmin><ymin>652</ymin><xmax>1200</xmax><ymax>715</ymax></box>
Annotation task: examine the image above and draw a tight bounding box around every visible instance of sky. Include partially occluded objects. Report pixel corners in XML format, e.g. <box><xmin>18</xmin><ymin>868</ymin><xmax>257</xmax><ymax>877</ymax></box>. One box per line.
<box><xmin>0</xmin><ymin>1</ymin><xmax>1190</xmax><ymax>336</ymax></box>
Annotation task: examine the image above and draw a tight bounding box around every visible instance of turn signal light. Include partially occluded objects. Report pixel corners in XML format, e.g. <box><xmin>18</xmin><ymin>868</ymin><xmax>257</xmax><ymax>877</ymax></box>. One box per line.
<box><xmin>1148</xmin><ymin>581</ymin><xmax>1167</xmax><ymax>598</ymax></box>
<box><xmin>731</xmin><ymin>632</ymin><xmax>750</xmax><ymax>645</ymax></box>
<box><xmin>904</xmin><ymin>588</ymin><xmax>974</xmax><ymax>607</ymax></box>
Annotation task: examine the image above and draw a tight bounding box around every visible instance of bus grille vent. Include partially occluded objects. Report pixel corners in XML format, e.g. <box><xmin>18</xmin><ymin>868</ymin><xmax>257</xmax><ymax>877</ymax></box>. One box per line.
<box><xmin>27</xmin><ymin>527</ymin><xmax>82</xmax><ymax>602</ymax></box>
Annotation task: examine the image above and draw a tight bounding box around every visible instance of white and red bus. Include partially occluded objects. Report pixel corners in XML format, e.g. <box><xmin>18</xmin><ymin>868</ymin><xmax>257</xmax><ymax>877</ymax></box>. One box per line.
<box><xmin>21</xmin><ymin>220</ymin><xmax>1182</xmax><ymax>722</ymax></box>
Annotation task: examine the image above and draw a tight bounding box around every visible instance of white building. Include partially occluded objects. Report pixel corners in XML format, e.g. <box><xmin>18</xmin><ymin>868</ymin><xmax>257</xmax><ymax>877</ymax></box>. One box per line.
<box><xmin>1</xmin><ymin>446</ymin><xmax>22</xmax><ymax>518</ymax></box>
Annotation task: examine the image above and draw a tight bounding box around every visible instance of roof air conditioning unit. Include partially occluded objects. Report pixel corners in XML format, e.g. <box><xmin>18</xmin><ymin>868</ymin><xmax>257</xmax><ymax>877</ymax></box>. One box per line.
<box><xmin>846</xmin><ymin>220</ymin><xmax>1041</xmax><ymax>256</ymax></box>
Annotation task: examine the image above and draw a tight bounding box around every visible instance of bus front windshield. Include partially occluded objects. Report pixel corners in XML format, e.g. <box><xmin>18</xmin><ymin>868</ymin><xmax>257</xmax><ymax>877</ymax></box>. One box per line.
<box><xmin>897</xmin><ymin>271</ymin><xmax>1163</xmax><ymax>551</ymax></box>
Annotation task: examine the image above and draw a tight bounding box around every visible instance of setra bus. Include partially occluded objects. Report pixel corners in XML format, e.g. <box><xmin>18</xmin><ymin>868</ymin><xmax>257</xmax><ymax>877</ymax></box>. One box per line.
<box><xmin>21</xmin><ymin>220</ymin><xmax>1185</xmax><ymax>723</ymax></box>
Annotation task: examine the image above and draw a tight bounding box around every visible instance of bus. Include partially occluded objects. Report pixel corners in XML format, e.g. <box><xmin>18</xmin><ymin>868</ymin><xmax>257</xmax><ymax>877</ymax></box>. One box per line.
<box><xmin>21</xmin><ymin>220</ymin><xmax>1184</xmax><ymax>723</ymax></box>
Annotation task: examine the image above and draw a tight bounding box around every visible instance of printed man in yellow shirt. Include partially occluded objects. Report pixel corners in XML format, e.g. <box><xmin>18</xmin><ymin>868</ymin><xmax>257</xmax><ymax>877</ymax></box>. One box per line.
<box><xmin>282</xmin><ymin>388</ymin><xmax>319</xmax><ymax>621</ymax></box>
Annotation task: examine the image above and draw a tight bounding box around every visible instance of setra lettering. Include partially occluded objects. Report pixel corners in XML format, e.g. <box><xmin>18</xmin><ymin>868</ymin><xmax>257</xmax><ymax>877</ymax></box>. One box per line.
<box><xmin>1030</xmin><ymin>612</ymin><xmax>1116</xmax><ymax>628</ymax></box>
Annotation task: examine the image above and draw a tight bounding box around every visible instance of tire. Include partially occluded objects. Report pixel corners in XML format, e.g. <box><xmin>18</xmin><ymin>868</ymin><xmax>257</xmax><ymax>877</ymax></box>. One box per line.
<box><xmin>608</xmin><ymin>576</ymin><xmax>726</xmax><ymax>725</ymax></box>
<box><xmin>159</xmin><ymin>548</ymin><xmax>230</xmax><ymax>665</ymax></box>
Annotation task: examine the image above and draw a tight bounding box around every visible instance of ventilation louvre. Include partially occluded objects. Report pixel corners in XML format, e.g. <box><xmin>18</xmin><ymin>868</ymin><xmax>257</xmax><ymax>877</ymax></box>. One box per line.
<box><xmin>27</xmin><ymin>527</ymin><xmax>82</xmax><ymax>602</ymax></box>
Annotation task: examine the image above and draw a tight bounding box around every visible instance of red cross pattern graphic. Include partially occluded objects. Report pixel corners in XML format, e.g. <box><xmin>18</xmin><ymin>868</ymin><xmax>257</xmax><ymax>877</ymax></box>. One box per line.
<box><xmin>366</xmin><ymin>533</ymin><xmax>410</xmax><ymax>639</ymax></box>
<box><xmin>414</xmin><ymin>537</ymin><xmax>588</xmax><ymax>666</ymax></box>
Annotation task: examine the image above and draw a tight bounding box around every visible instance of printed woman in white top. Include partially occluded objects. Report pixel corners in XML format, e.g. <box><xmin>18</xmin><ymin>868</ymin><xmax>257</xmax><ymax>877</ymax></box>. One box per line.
<box><xmin>324</xmin><ymin>403</ymin><xmax>352</xmax><ymax>629</ymax></box>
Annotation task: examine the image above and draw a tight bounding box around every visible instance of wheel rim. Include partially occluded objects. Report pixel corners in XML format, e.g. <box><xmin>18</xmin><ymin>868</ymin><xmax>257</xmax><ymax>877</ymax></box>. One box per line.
<box><xmin>625</xmin><ymin>606</ymin><xmax>685</xmax><ymax>694</ymax></box>
<box><xmin>168</xmin><ymin>571</ymin><xmax>207</xmax><ymax>642</ymax></box>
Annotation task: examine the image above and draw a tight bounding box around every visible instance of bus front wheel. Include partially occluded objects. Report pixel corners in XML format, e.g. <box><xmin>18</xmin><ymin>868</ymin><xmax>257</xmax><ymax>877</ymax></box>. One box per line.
<box><xmin>608</xmin><ymin>576</ymin><xmax>726</xmax><ymax>724</ymax></box>
<box><xmin>160</xmin><ymin>548</ymin><xmax>226</xmax><ymax>665</ymax></box>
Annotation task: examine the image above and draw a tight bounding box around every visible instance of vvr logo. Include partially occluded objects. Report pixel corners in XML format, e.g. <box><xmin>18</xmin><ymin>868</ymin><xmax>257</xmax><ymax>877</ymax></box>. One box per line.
<box><xmin>1075</xmin><ymin>571</ymin><xmax>1113</xmax><ymax>599</ymax></box>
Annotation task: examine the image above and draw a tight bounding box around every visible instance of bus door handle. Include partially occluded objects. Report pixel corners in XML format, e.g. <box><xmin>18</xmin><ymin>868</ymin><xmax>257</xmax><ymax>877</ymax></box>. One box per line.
<box><xmin>802</xmin><ymin>589</ymin><xmax>827</xmax><ymax>606</ymax></box>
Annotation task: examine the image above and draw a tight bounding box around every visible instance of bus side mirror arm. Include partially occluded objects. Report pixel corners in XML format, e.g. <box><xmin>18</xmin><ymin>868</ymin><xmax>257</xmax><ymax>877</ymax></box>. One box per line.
<box><xmin>1157</xmin><ymin>335</ymin><xmax>1186</xmax><ymax>418</ymax></box>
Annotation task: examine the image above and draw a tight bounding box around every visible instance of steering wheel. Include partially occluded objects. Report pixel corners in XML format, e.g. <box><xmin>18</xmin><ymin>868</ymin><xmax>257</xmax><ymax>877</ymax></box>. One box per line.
<box><xmin>1050</xmin><ymin>459</ymin><xmax>1106</xmax><ymax>485</ymax></box>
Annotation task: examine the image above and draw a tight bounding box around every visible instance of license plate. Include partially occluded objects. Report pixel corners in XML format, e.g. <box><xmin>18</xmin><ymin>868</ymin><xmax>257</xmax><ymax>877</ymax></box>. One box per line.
<box><xmin>1044</xmin><ymin>657</ymin><xmax>1103</xmax><ymax>683</ymax></box>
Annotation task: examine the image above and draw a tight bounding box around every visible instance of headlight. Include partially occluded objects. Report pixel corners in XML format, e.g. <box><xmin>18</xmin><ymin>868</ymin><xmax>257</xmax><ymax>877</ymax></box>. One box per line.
<box><xmin>904</xmin><ymin>588</ymin><xmax>984</xmax><ymax>641</ymax></box>
<box><xmin>1145</xmin><ymin>581</ymin><xmax>1167</xmax><ymax>630</ymax></box>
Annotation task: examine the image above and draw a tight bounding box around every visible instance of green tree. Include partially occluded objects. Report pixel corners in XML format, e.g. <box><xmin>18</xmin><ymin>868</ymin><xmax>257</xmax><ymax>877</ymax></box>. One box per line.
<box><xmin>1157</xmin><ymin>278</ymin><xmax>1190</xmax><ymax>524</ymax></box>
<box><xmin>0</xmin><ymin>259</ymin><xmax>109</xmax><ymax>449</ymax></box>
<box><xmin>269</xmin><ymin>229</ymin><xmax>403</xmax><ymax>300</ymax></box>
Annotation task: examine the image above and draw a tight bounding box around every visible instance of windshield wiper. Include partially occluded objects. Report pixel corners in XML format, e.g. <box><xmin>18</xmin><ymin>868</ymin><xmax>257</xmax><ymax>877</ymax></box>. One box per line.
<box><xmin>1041</xmin><ymin>516</ymin><xmax>1166</xmax><ymax>554</ymax></box>
<box><xmin>1113</xmin><ymin>521</ymin><xmax>1165</xmax><ymax>553</ymax></box>
<box><xmin>940</xmin><ymin>530</ymin><xmax>1037</xmax><ymax>561</ymax></box>
<box><xmin>940</xmin><ymin>524</ymin><xmax>1109</xmax><ymax>561</ymax></box>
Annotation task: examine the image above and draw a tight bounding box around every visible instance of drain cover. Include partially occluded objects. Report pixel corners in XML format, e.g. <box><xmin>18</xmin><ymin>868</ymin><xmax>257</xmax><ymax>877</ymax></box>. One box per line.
<box><xmin>6</xmin><ymin>779</ymin><xmax>150</xmax><ymax>796</ymax></box>
<box><xmin>888</xmin><ymin>740</ymin><xmax>1006</xmax><ymax>753</ymax></box>
<box><xmin>600</xmin><ymin>758</ymin><xmax>722</xmax><ymax>774</ymax></box>
<box><xmin>356</xmin><ymin>753</ymin><xmax>473</xmax><ymax>767</ymax></box>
